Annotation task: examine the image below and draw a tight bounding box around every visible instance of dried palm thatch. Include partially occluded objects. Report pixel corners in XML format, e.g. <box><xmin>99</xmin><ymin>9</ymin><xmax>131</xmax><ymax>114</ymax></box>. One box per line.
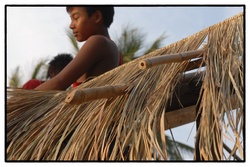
<box><xmin>6</xmin><ymin>12</ymin><xmax>244</xmax><ymax>161</ymax></box>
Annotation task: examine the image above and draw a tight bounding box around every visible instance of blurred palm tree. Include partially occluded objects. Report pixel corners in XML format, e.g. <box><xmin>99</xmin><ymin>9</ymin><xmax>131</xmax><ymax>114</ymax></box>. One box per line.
<box><xmin>30</xmin><ymin>58</ymin><xmax>48</xmax><ymax>80</ymax></box>
<box><xmin>165</xmin><ymin>135</ymin><xmax>194</xmax><ymax>160</ymax></box>
<box><xmin>115</xmin><ymin>24</ymin><xmax>145</xmax><ymax>63</ymax></box>
<box><xmin>65</xmin><ymin>28</ymin><xmax>80</xmax><ymax>56</ymax></box>
<box><xmin>8</xmin><ymin>66</ymin><xmax>22</xmax><ymax>88</ymax></box>
<box><xmin>115</xmin><ymin>23</ymin><xmax>167</xmax><ymax>63</ymax></box>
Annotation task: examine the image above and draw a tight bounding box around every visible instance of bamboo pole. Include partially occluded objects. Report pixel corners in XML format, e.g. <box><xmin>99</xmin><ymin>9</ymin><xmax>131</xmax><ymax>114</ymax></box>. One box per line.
<box><xmin>139</xmin><ymin>49</ymin><xmax>205</xmax><ymax>70</ymax></box>
<box><xmin>65</xmin><ymin>84</ymin><xmax>128</xmax><ymax>105</ymax></box>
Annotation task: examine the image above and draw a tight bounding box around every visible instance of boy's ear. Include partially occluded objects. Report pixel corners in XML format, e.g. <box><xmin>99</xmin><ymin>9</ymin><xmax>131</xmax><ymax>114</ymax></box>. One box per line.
<box><xmin>49</xmin><ymin>69</ymin><xmax>56</xmax><ymax>78</ymax></box>
<box><xmin>93</xmin><ymin>10</ymin><xmax>103</xmax><ymax>24</ymax></box>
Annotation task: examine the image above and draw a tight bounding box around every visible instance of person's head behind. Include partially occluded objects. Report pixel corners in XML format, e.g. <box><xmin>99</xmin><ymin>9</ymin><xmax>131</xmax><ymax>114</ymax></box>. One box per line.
<box><xmin>47</xmin><ymin>53</ymin><xmax>73</xmax><ymax>79</ymax></box>
<box><xmin>66</xmin><ymin>6</ymin><xmax>114</xmax><ymax>28</ymax></box>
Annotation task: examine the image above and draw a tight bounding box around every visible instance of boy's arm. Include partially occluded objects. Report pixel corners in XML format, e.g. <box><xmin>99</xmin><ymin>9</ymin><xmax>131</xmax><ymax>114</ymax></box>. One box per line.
<box><xmin>35</xmin><ymin>35</ymin><xmax>114</xmax><ymax>90</ymax></box>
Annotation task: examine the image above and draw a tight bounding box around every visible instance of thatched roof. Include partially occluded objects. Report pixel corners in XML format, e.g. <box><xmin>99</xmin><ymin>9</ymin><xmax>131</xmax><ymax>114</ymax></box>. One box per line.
<box><xmin>7</xmin><ymin>12</ymin><xmax>244</xmax><ymax>161</ymax></box>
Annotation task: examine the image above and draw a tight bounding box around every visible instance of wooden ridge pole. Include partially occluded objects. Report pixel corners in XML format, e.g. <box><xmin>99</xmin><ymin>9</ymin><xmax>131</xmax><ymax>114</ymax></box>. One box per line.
<box><xmin>138</xmin><ymin>49</ymin><xmax>205</xmax><ymax>70</ymax></box>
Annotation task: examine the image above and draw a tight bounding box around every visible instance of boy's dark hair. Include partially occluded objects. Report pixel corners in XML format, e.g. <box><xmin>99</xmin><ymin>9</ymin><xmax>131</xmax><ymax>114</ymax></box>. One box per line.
<box><xmin>66</xmin><ymin>6</ymin><xmax>114</xmax><ymax>28</ymax></box>
<box><xmin>47</xmin><ymin>53</ymin><xmax>73</xmax><ymax>78</ymax></box>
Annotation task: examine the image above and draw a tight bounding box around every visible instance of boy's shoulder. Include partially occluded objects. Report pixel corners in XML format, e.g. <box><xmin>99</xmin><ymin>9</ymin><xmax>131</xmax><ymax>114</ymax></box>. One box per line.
<box><xmin>87</xmin><ymin>35</ymin><xmax>111</xmax><ymax>43</ymax></box>
<box><xmin>85</xmin><ymin>35</ymin><xmax>117</xmax><ymax>51</ymax></box>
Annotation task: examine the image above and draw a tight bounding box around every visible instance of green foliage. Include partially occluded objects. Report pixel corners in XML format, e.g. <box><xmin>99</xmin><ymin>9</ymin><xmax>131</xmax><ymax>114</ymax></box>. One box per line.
<box><xmin>8</xmin><ymin>66</ymin><xmax>22</xmax><ymax>88</ymax></box>
<box><xmin>116</xmin><ymin>24</ymin><xmax>145</xmax><ymax>63</ymax></box>
<box><xmin>144</xmin><ymin>33</ymin><xmax>167</xmax><ymax>55</ymax></box>
<box><xmin>65</xmin><ymin>28</ymin><xmax>80</xmax><ymax>55</ymax></box>
<box><xmin>165</xmin><ymin>135</ymin><xmax>194</xmax><ymax>160</ymax></box>
<box><xmin>115</xmin><ymin>23</ymin><xmax>167</xmax><ymax>63</ymax></box>
<box><xmin>31</xmin><ymin>58</ymin><xmax>48</xmax><ymax>80</ymax></box>
<box><xmin>156</xmin><ymin>133</ymin><xmax>194</xmax><ymax>160</ymax></box>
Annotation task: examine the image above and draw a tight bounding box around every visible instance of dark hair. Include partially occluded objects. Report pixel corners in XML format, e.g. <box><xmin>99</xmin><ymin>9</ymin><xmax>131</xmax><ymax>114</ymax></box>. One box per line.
<box><xmin>47</xmin><ymin>53</ymin><xmax>73</xmax><ymax>78</ymax></box>
<box><xmin>66</xmin><ymin>6</ymin><xmax>114</xmax><ymax>28</ymax></box>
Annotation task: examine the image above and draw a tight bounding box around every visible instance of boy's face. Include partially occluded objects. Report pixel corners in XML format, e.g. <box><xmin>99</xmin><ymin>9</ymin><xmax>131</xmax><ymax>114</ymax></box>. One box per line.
<box><xmin>68</xmin><ymin>7</ymin><xmax>98</xmax><ymax>42</ymax></box>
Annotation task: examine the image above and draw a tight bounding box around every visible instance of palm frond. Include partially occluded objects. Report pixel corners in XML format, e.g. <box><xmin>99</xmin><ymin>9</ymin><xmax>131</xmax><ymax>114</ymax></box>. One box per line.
<box><xmin>65</xmin><ymin>28</ymin><xmax>80</xmax><ymax>55</ymax></box>
<box><xmin>144</xmin><ymin>33</ymin><xmax>167</xmax><ymax>55</ymax></box>
<box><xmin>116</xmin><ymin>23</ymin><xmax>145</xmax><ymax>63</ymax></box>
<box><xmin>165</xmin><ymin>135</ymin><xmax>194</xmax><ymax>160</ymax></box>
<box><xmin>31</xmin><ymin>58</ymin><xmax>48</xmax><ymax>80</ymax></box>
<box><xmin>8</xmin><ymin>66</ymin><xmax>22</xmax><ymax>88</ymax></box>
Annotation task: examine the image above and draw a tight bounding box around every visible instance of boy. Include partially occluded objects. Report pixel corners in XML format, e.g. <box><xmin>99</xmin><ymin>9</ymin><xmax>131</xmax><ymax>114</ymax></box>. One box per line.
<box><xmin>22</xmin><ymin>53</ymin><xmax>73</xmax><ymax>89</ymax></box>
<box><xmin>35</xmin><ymin>6</ymin><xmax>122</xmax><ymax>90</ymax></box>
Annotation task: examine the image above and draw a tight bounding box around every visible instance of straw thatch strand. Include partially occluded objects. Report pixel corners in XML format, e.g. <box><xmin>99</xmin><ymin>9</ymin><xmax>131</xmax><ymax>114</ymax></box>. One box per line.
<box><xmin>195</xmin><ymin>13</ymin><xmax>244</xmax><ymax>160</ymax></box>
<box><xmin>7</xmin><ymin>12</ymin><xmax>244</xmax><ymax>161</ymax></box>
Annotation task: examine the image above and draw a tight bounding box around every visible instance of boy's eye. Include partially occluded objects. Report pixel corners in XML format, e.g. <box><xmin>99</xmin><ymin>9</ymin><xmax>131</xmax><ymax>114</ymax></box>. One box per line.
<box><xmin>71</xmin><ymin>14</ymin><xmax>80</xmax><ymax>21</ymax></box>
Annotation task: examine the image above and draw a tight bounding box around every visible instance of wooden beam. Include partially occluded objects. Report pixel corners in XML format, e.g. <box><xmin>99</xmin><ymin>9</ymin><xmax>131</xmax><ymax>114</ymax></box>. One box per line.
<box><xmin>166</xmin><ymin>75</ymin><xmax>203</xmax><ymax>111</ymax></box>
<box><xmin>165</xmin><ymin>105</ymin><xmax>196</xmax><ymax>130</ymax></box>
<box><xmin>164</xmin><ymin>95</ymin><xmax>238</xmax><ymax>130</ymax></box>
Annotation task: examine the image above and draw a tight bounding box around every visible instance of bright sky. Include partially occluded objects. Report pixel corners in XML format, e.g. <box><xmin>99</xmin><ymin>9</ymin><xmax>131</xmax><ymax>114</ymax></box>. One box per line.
<box><xmin>2</xmin><ymin>0</ymin><xmax>248</xmax><ymax>163</ymax></box>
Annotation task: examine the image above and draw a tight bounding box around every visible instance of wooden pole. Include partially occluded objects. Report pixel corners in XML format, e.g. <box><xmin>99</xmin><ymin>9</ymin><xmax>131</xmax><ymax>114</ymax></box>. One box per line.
<box><xmin>138</xmin><ymin>49</ymin><xmax>205</xmax><ymax>70</ymax></box>
<box><xmin>223</xmin><ymin>143</ymin><xmax>242</xmax><ymax>161</ymax></box>
<box><xmin>165</xmin><ymin>95</ymin><xmax>238</xmax><ymax>130</ymax></box>
<box><xmin>65</xmin><ymin>84</ymin><xmax>128</xmax><ymax>105</ymax></box>
<box><xmin>165</xmin><ymin>105</ymin><xmax>196</xmax><ymax>130</ymax></box>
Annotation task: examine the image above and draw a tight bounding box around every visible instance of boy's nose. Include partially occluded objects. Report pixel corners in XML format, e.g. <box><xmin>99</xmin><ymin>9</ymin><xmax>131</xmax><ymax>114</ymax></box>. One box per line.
<box><xmin>69</xmin><ymin>22</ymin><xmax>74</xmax><ymax>29</ymax></box>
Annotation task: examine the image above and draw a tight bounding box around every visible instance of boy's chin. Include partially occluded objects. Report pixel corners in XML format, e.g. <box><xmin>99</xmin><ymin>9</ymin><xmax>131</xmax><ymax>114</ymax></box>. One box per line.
<box><xmin>76</xmin><ymin>37</ymin><xmax>85</xmax><ymax>42</ymax></box>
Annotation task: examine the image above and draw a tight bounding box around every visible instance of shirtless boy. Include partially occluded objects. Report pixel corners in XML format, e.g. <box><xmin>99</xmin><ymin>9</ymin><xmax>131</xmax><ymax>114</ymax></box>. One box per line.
<box><xmin>35</xmin><ymin>6</ymin><xmax>121</xmax><ymax>90</ymax></box>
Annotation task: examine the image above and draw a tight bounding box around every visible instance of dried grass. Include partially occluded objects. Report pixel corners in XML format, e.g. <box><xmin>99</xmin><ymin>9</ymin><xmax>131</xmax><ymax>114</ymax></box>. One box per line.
<box><xmin>195</xmin><ymin>13</ymin><xmax>244</xmax><ymax>160</ymax></box>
